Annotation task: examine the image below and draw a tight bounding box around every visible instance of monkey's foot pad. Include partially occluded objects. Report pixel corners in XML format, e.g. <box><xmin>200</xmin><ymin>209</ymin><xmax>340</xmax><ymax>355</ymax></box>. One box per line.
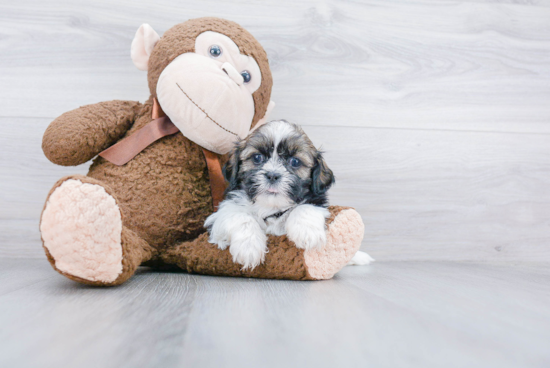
<box><xmin>304</xmin><ymin>208</ymin><xmax>365</xmax><ymax>279</ymax></box>
<box><xmin>40</xmin><ymin>179</ymin><xmax>124</xmax><ymax>283</ymax></box>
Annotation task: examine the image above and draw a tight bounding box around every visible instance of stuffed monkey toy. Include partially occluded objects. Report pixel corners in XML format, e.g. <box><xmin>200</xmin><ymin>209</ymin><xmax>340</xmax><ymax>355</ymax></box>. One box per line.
<box><xmin>39</xmin><ymin>17</ymin><xmax>365</xmax><ymax>286</ymax></box>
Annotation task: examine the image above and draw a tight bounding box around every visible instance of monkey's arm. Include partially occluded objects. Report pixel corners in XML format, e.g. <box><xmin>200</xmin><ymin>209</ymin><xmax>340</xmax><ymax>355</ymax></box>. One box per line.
<box><xmin>42</xmin><ymin>100</ymin><xmax>142</xmax><ymax>166</ymax></box>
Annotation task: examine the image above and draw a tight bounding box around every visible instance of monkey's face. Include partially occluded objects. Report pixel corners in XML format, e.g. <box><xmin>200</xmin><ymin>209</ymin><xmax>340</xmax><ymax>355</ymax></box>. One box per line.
<box><xmin>131</xmin><ymin>19</ymin><xmax>274</xmax><ymax>155</ymax></box>
<box><xmin>157</xmin><ymin>32</ymin><xmax>263</xmax><ymax>154</ymax></box>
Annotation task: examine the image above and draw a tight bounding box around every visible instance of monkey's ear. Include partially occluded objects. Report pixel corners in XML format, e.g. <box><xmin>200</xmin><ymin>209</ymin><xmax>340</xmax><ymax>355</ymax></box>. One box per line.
<box><xmin>131</xmin><ymin>24</ymin><xmax>160</xmax><ymax>71</ymax></box>
<box><xmin>249</xmin><ymin>101</ymin><xmax>275</xmax><ymax>133</ymax></box>
<box><xmin>222</xmin><ymin>144</ymin><xmax>242</xmax><ymax>193</ymax></box>
<box><xmin>311</xmin><ymin>153</ymin><xmax>335</xmax><ymax>196</ymax></box>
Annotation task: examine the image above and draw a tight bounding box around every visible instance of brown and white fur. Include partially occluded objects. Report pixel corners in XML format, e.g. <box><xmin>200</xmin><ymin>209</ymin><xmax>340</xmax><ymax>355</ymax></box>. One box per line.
<box><xmin>205</xmin><ymin>120</ymin><xmax>373</xmax><ymax>269</ymax></box>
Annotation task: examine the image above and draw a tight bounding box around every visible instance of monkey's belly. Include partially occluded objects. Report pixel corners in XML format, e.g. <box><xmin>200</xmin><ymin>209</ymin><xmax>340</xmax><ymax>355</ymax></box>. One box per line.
<box><xmin>87</xmin><ymin>134</ymin><xmax>213</xmax><ymax>249</ymax></box>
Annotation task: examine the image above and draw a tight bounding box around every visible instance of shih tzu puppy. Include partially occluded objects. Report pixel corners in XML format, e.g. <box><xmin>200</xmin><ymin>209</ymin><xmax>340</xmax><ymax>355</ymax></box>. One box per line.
<box><xmin>204</xmin><ymin>120</ymin><xmax>373</xmax><ymax>270</ymax></box>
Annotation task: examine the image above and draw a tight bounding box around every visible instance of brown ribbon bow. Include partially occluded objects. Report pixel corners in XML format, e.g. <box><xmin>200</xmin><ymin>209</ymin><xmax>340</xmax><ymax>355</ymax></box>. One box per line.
<box><xmin>98</xmin><ymin>99</ymin><xmax>226</xmax><ymax>210</ymax></box>
<box><xmin>99</xmin><ymin>116</ymin><xmax>179</xmax><ymax>165</ymax></box>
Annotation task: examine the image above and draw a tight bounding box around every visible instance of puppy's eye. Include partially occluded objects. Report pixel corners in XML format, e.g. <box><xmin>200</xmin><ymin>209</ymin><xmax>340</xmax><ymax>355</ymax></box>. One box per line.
<box><xmin>209</xmin><ymin>45</ymin><xmax>222</xmax><ymax>58</ymax></box>
<box><xmin>241</xmin><ymin>70</ymin><xmax>251</xmax><ymax>84</ymax></box>
<box><xmin>289</xmin><ymin>157</ymin><xmax>301</xmax><ymax>168</ymax></box>
<box><xmin>252</xmin><ymin>153</ymin><xmax>264</xmax><ymax>164</ymax></box>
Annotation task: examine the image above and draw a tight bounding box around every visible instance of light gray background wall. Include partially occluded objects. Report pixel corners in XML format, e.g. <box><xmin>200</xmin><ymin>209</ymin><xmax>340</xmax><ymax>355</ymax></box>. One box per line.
<box><xmin>1</xmin><ymin>0</ymin><xmax>549</xmax><ymax>263</ymax></box>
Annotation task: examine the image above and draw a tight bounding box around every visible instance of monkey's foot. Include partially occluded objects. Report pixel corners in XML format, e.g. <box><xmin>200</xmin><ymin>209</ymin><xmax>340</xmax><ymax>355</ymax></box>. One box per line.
<box><xmin>40</xmin><ymin>177</ymin><xmax>124</xmax><ymax>284</ymax></box>
<box><xmin>303</xmin><ymin>207</ymin><xmax>365</xmax><ymax>280</ymax></box>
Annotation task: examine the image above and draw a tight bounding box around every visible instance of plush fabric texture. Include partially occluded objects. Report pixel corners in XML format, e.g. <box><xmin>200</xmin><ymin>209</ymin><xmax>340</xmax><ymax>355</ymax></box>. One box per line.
<box><xmin>131</xmin><ymin>24</ymin><xmax>160</xmax><ymax>71</ymax></box>
<box><xmin>41</xmin><ymin>175</ymin><xmax>156</xmax><ymax>286</ymax></box>
<box><xmin>41</xmin><ymin>179</ymin><xmax>124</xmax><ymax>282</ymax></box>
<box><xmin>160</xmin><ymin>206</ymin><xmax>352</xmax><ymax>280</ymax></box>
<box><xmin>156</xmin><ymin>52</ymin><xmax>255</xmax><ymax>153</ymax></box>
<box><xmin>304</xmin><ymin>208</ymin><xmax>365</xmax><ymax>279</ymax></box>
<box><xmin>194</xmin><ymin>31</ymin><xmax>263</xmax><ymax>94</ymax></box>
<box><xmin>39</xmin><ymin>17</ymin><xmax>364</xmax><ymax>286</ymax></box>
<box><xmin>42</xmin><ymin>100</ymin><xmax>141</xmax><ymax>166</ymax></box>
<box><xmin>147</xmin><ymin>17</ymin><xmax>272</xmax><ymax>130</ymax></box>
<box><xmin>87</xmin><ymin>99</ymin><xmax>214</xmax><ymax>249</ymax></box>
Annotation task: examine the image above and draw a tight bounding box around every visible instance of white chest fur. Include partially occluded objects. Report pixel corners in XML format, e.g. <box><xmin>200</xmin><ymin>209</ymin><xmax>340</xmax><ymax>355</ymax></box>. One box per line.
<box><xmin>263</xmin><ymin>211</ymin><xmax>291</xmax><ymax>236</ymax></box>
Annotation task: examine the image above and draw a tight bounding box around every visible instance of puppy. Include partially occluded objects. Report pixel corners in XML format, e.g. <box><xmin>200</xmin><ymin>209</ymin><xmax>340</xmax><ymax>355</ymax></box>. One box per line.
<box><xmin>204</xmin><ymin>120</ymin><xmax>373</xmax><ymax>269</ymax></box>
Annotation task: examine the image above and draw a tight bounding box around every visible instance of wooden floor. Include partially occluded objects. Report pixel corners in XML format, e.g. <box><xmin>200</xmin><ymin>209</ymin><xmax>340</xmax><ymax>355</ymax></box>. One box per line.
<box><xmin>0</xmin><ymin>259</ymin><xmax>549</xmax><ymax>368</ymax></box>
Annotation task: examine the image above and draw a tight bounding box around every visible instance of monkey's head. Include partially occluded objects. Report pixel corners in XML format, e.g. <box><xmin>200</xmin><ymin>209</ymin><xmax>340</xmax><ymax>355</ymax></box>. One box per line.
<box><xmin>131</xmin><ymin>17</ymin><xmax>275</xmax><ymax>154</ymax></box>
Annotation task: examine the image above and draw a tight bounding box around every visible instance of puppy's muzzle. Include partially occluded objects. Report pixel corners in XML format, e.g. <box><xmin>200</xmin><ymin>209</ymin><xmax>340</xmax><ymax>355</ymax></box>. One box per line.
<box><xmin>265</xmin><ymin>172</ymin><xmax>281</xmax><ymax>184</ymax></box>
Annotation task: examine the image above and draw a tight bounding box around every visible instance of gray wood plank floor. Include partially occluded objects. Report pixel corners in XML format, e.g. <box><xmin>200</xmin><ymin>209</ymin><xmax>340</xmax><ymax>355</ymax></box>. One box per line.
<box><xmin>1</xmin><ymin>259</ymin><xmax>549</xmax><ymax>368</ymax></box>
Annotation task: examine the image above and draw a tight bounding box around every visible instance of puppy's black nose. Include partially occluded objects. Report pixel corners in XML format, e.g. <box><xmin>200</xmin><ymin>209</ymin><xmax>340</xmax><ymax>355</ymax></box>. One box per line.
<box><xmin>266</xmin><ymin>172</ymin><xmax>281</xmax><ymax>183</ymax></box>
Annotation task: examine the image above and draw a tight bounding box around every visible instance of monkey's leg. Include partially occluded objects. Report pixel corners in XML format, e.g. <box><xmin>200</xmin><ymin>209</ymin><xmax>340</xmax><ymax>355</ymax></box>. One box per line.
<box><xmin>161</xmin><ymin>206</ymin><xmax>364</xmax><ymax>280</ymax></box>
<box><xmin>40</xmin><ymin>175</ymin><xmax>155</xmax><ymax>286</ymax></box>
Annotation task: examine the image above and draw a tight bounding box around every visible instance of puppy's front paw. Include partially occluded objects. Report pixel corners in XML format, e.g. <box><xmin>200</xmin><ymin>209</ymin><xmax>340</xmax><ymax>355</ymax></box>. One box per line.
<box><xmin>287</xmin><ymin>223</ymin><xmax>327</xmax><ymax>250</ymax></box>
<box><xmin>229</xmin><ymin>221</ymin><xmax>267</xmax><ymax>270</ymax></box>
<box><xmin>286</xmin><ymin>205</ymin><xmax>330</xmax><ymax>250</ymax></box>
<box><xmin>204</xmin><ymin>212</ymin><xmax>230</xmax><ymax>250</ymax></box>
<box><xmin>206</xmin><ymin>227</ymin><xmax>230</xmax><ymax>250</ymax></box>
<box><xmin>209</xmin><ymin>237</ymin><xmax>230</xmax><ymax>251</ymax></box>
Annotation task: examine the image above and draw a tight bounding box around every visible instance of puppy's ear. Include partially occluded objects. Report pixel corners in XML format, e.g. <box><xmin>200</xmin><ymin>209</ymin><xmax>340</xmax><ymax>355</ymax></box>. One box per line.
<box><xmin>223</xmin><ymin>144</ymin><xmax>242</xmax><ymax>192</ymax></box>
<box><xmin>311</xmin><ymin>152</ymin><xmax>335</xmax><ymax>195</ymax></box>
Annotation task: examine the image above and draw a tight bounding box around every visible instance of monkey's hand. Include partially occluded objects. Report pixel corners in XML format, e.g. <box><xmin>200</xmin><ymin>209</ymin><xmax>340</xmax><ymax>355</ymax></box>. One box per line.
<box><xmin>286</xmin><ymin>204</ymin><xmax>330</xmax><ymax>250</ymax></box>
<box><xmin>42</xmin><ymin>100</ymin><xmax>142</xmax><ymax>166</ymax></box>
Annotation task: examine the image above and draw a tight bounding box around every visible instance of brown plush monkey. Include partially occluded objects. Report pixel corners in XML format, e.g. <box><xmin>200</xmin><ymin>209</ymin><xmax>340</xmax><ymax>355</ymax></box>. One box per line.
<box><xmin>39</xmin><ymin>17</ymin><xmax>365</xmax><ymax>286</ymax></box>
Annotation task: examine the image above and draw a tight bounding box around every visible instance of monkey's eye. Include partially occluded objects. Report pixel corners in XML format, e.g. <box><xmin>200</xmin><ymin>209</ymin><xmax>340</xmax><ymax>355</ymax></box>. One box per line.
<box><xmin>289</xmin><ymin>157</ymin><xmax>301</xmax><ymax>168</ymax></box>
<box><xmin>209</xmin><ymin>45</ymin><xmax>222</xmax><ymax>58</ymax></box>
<box><xmin>252</xmin><ymin>153</ymin><xmax>264</xmax><ymax>164</ymax></box>
<box><xmin>241</xmin><ymin>70</ymin><xmax>251</xmax><ymax>84</ymax></box>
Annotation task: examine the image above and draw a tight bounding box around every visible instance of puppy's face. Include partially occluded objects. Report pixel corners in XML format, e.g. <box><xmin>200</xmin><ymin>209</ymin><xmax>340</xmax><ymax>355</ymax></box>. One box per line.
<box><xmin>224</xmin><ymin>120</ymin><xmax>335</xmax><ymax>208</ymax></box>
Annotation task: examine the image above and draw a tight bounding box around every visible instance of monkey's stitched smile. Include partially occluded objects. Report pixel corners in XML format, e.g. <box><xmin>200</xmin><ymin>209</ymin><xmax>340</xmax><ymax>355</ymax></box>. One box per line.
<box><xmin>175</xmin><ymin>83</ymin><xmax>238</xmax><ymax>137</ymax></box>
